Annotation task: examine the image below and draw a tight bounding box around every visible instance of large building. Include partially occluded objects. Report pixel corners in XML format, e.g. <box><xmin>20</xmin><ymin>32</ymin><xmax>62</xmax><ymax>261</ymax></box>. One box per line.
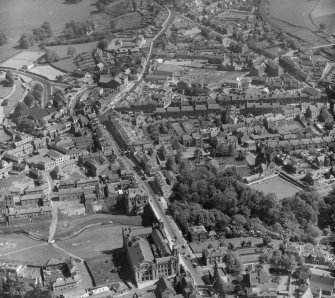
<box><xmin>123</xmin><ymin>226</ymin><xmax>179</xmax><ymax>286</ymax></box>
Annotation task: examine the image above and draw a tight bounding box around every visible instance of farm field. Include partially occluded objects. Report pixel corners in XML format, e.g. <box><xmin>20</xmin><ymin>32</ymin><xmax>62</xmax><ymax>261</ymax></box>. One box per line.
<box><xmin>0</xmin><ymin>0</ymin><xmax>96</xmax><ymax>41</ymax></box>
<box><xmin>46</xmin><ymin>42</ymin><xmax>98</xmax><ymax>59</ymax></box>
<box><xmin>249</xmin><ymin>176</ymin><xmax>302</xmax><ymax>199</ymax></box>
<box><xmin>112</xmin><ymin>12</ymin><xmax>142</xmax><ymax>31</ymax></box>
<box><xmin>311</xmin><ymin>0</ymin><xmax>335</xmax><ymax>35</ymax></box>
<box><xmin>268</xmin><ymin>0</ymin><xmax>317</xmax><ymax>31</ymax></box>
<box><xmin>30</xmin><ymin>65</ymin><xmax>67</xmax><ymax>80</ymax></box>
<box><xmin>0</xmin><ymin>50</ymin><xmax>46</xmax><ymax>69</ymax></box>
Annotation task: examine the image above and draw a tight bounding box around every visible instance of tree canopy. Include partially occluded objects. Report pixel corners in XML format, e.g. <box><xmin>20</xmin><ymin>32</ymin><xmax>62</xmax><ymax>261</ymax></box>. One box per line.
<box><xmin>169</xmin><ymin>166</ymin><xmax>323</xmax><ymax>242</ymax></box>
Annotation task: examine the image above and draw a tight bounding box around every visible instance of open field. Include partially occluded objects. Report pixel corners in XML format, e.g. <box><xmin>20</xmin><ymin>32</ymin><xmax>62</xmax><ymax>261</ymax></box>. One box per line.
<box><xmin>0</xmin><ymin>234</ymin><xmax>40</xmax><ymax>257</ymax></box>
<box><xmin>0</xmin><ymin>0</ymin><xmax>96</xmax><ymax>41</ymax></box>
<box><xmin>0</xmin><ymin>50</ymin><xmax>46</xmax><ymax>69</ymax></box>
<box><xmin>180</xmin><ymin>69</ymin><xmax>247</xmax><ymax>85</ymax></box>
<box><xmin>8</xmin><ymin>243</ymin><xmax>68</xmax><ymax>264</ymax></box>
<box><xmin>46</xmin><ymin>42</ymin><xmax>98</xmax><ymax>59</ymax></box>
<box><xmin>312</xmin><ymin>0</ymin><xmax>335</xmax><ymax>35</ymax></box>
<box><xmin>54</xmin><ymin>213</ymin><xmax>142</xmax><ymax>239</ymax></box>
<box><xmin>269</xmin><ymin>0</ymin><xmax>317</xmax><ymax>31</ymax></box>
<box><xmin>113</xmin><ymin>12</ymin><xmax>142</xmax><ymax>31</ymax></box>
<box><xmin>250</xmin><ymin>176</ymin><xmax>302</xmax><ymax>199</ymax></box>
<box><xmin>57</xmin><ymin>224</ymin><xmax>126</xmax><ymax>259</ymax></box>
<box><xmin>29</xmin><ymin>65</ymin><xmax>66</xmax><ymax>80</ymax></box>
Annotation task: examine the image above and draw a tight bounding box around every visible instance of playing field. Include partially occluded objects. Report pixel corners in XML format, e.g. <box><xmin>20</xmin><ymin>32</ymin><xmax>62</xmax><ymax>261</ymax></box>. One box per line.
<box><xmin>250</xmin><ymin>176</ymin><xmax>302</xmax><ymax>199</ymax></box>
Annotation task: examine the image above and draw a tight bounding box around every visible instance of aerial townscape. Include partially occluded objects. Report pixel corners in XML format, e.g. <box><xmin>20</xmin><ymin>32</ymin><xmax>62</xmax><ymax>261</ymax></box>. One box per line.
<box><xmin>1</xmin><ymin>0</ymin><xmax>335</xmax><ymax>297</ymax></box>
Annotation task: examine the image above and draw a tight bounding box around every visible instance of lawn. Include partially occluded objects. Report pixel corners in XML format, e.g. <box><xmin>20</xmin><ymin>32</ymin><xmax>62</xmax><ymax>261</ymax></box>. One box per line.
<box><xmin>250</xmin><ymin>176</ymin><xmax>302</xmax><ymax>200</ymax></box>
<box><xmin>3</xmin><ymin>79</ymin><xmax>26</xmax><ymax>115</ymax></box>
<box><xmin>56</xmin><ymin>224</ymin><xmax>126</xmax><ymax>259</ymax></box>
<box><xmin>0</xmin><ymin>234</ymin><xmax>39</xmax><ymax>257</ymax></box>
<box><xmin>0</xmin><ymin>80</ymin><xmax>14</xmax><ymax>99</ymax></box>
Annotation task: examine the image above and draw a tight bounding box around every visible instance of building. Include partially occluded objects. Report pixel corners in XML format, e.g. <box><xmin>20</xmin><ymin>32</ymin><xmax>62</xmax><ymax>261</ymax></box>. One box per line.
<box><xmin>123</xmin><ymin>227</ymin><xmax>179</xmax><ymax>286</ymax></box>
<box><xmin>58</xmin><ymin>188</ymin><xmax>83</xmax><ymax>201</ymax></box>
<box><xmin>125</xmin><ymin>187</ymin><xmax>148</xmax><ymax>215</ymax></box>
<box><xmin>202</xmin><ymin>247</ymin><xmax>227</xmax><ymax>266</ymax></box>
<box><xmin>188</xmin><ymin>225</ymin><xmax>208</xmax><ymax>242</ymax></box>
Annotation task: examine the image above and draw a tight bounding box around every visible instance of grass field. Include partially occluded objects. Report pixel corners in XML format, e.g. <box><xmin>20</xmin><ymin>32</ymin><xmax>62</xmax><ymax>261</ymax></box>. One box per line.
<box><xmin>56</xmin><ymin>225</ymin><xmax>125</xmax><ymax>259</ymax></box>
<box><xmin>180</xmin><ymin>69</ymin><xmax>246</xmax><ymax>85</ymax></box>
<box><xmin>8</xmin><ymin>244</ymin><xmax>68</xmax><ymax>264</ymax></box>
<box><xmin>312</xmin><ymin>0</ymin><xmax>335</xmax><ymax>35</ymax></box>
<box><xmin>0</xmin><ymin>80</ymin><xmax>14</xmax><ymax>99</ymax></box>
<box><xmin>3</xmin><ymin>79</ymin><xmax>26</xmax><ymax>114</ymax></box>
<box><xmin>30</xmin><ymin>65</ymin><xmax>66</xmax><ymax>80</ymax></box>
<box><xmin>269</xmin><ymin>0</ymin><xmax>317</xmax><ymax>31</ymax></box>
<box><xmin>250</xmin><ymin>176</ymin><xmax>302</xmax><ymax>199</ymax></box>
<box><xmin>46</xmin><ymin>42</ymin><xmax>98</xmax><ymax>59</ymax></box>
<box><xmin>112</xmin><ymin>12</ymin><xmax>142</xmax><ymax>31</ymax></box>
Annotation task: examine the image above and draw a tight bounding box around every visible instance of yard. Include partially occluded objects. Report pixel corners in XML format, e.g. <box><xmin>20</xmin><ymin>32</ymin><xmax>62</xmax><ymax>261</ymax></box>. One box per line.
<box><xmin>0</xmin><ymin>172</ymin><xmax>35</xmax><ymax>191</ymax></box>
<box><xmin>0</xmin><ymin>79</ymin><xmax>14</xmax><ymax>99</ymax></box>
<box><xmin>180</xmin><ymin>69</ymin><xmax>247</xmax><ymax>85</ymax></box>
<box><xmin>249</xmin><ymin>176</ymin><xmax>302</xmax><ymax>200</ymax></box>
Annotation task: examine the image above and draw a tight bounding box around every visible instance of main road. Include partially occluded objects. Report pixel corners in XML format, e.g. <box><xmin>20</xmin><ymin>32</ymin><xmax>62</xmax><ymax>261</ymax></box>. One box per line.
<box><xmin>0</xmin><ymin>67</ymin><xmax>70</xmax><ymax>107</ymax></box>
<box><xmin>103</xmin><ymin>120</ymin><xmax>205</xmax><ymax>286</ymax></box>
<box><xmin>99</xmin><ymin>5</ymin><xmax>173</xmax><ymax>117</ymax></box>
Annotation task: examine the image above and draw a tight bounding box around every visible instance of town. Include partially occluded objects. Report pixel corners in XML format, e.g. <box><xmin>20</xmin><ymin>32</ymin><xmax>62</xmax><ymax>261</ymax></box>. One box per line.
<box><xmin>0</xmin><ymin>0</ymin><xmax>335</xmax><ymax>297</ymax></box>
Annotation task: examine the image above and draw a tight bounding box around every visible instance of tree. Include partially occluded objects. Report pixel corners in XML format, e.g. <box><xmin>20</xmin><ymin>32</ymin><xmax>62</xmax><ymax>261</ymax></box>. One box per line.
<box><xmin>263</xmin><ymin>235</ymin><xmax>272</xmax><ymax>246</ymax></box>
<box><xmin>67</xmin><ymin>46</ymin><xmax>76</xmax><ymax>57</ymax></box>
<box><xmin>225</xmin><ymin>252</ymin><xmax>242</xmax><ymax>275</ymax></box>
<box><xmin>213</xmin><ymin>262</ymin><xmax>226</xmax><ymax>298</ymax></box>
<box><xmin>18</xmin><ymin>33</ymin><xmax>34</xmax><ymax>48</ymax></box>
<box><xmin>5</xmin><ymin>71</ymin><xmax>15</xmax><ymax>87</ymax></box>
<box><xmin>320</xmin><ymin>23</ymin><xmax>326</xmax><ymax>31</ymax></box>
<box><xmin>0</xmin><ymin>32</ymin><xmax>8</xmax><ymax>46</ymax></box>
<box><xmin>24</xmin><ymin>94</ymin><xmax>35</xmax><ymax>107</ymax></box>
<box><xmin>228</xmin><ymin>144</ymin><xmax>235</xmax><ymax>157</ymax></box>
<box><xmin>98</xmin><ymin>39</ymin><xmax>109</xmax><ymax>50</ymax></box>
<box><xmin>14</xmin><ymin>102</ymin><xmax>27</xmax><ymax>114</ymax></box>
<box><xmin>45</xmin><ymin>50</ymin><xmax>60</xmax><ymax>63</ymax></box>
<box><xmin>228</xmin><ymin>242</ymin><xmax>235</xmax><ymax>250</ymax></box>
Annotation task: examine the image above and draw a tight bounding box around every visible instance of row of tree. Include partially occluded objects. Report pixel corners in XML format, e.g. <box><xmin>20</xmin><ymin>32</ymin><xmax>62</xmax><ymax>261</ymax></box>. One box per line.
<box><xmin>18</xmin><ymin>22</ymin><xmax>52</xmax><ymax>49</ymax></box>
<box><xmin>23</xmin><ymin>84</ymin><xmax>44</xmax><ymax>108</ymax></box>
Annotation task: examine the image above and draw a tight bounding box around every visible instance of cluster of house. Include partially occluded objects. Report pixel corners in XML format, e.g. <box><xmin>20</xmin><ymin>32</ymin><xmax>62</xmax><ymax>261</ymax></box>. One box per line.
<box><xmin>0</xmin><ymin>258</ymin><xmax>84</xmax><ymax>295</ymax></box>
